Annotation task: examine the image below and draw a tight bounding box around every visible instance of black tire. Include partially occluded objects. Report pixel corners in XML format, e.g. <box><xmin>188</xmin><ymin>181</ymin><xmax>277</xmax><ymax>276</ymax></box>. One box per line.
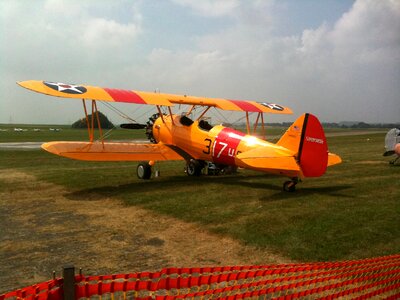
<box><xmin>137</xmin><ymin>162</ymin><xmax>152</xmax><ymax>179</ymax></box>
<box><xmin>220</xmin><ymin>165</ymin><xmax>238</xmax><ymax>175</ymax></box>
<box><xmin>283</xmin><ymin>180</ymin><xmax>296</xmax><ymax>192</ymax></box>
<box><xmin>186</xmin><ymin>160</ymin><xmax>203</xmax><ymax>176</ymax></box>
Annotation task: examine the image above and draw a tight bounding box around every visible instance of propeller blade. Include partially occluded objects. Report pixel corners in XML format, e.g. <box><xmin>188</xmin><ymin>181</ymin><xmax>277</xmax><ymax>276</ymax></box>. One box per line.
<box><xmin>120</xmin><ymin>123</ymin><xmax>147</xmax><ymax>129</ymax></box>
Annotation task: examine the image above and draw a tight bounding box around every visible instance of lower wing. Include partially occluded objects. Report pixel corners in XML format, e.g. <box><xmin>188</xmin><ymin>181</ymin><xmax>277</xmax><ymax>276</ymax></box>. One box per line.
<box><xmin>41</xmin><ymin>141</ymin><xmax>184</xmax><ymax>161</ymax></box>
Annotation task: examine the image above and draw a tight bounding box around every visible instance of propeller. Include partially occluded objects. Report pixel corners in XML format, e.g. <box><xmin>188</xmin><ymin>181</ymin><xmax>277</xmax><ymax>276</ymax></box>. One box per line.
<box><xmin>120</xmin><ymin>123</ymin><xmax>147</xmax><ymax>129</ymax></box>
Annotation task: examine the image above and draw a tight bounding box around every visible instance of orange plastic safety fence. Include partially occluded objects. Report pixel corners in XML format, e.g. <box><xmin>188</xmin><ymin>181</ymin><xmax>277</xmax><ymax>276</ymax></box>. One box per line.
<box><xmin>0</xmin><ymin>279</ymin><xmax>63</xmax><ymax>300</ymax></box>
<box><xmin>1</xmin><ymin>254</ymin><xmax>399</xmax><ymax>299</ymax></box>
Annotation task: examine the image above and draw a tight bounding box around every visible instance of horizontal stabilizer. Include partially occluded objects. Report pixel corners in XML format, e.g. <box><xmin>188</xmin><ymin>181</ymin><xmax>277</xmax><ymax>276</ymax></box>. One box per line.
<box><xmin>328</xmin><ymin>153</ymin><xmax>342</xmax><ymax>166</ymax></box>
<box><xmin>236</xmin><ymin>147</ymin><xmax>300</xmax><ymax>171</ymax></box>
<box><xmin>41</xmin><ymin>141</ymin><xmax>184</xmax><ymax>162</ymax></box>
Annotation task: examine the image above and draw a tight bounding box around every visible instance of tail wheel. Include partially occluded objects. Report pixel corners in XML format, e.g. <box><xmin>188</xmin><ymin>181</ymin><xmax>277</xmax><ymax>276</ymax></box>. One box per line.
<box><xmin>145</xmin><ymin>113</ymin><xmax>159</xmax><ymax>143</ymax></box>
<box><xmin>137</xmin><ymin>162</ymin><xmax>152</xmax><ymax>179</ymax></box>
<box><xmin>283</xmin><ymin>178</ymin><xmax>298</xmax><ymax>192</ymax></box>
<box><xmin>186</xmin><ymin>160</ymin><xmax>204</xmax><ymax>176</ymax></box>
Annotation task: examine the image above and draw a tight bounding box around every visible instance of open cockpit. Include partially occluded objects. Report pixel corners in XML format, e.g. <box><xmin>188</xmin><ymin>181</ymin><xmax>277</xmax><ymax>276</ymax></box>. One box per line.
<box><xmin>179</xmin><ymin>115</ymin><xmax>213</xmax><ymax>131</ymax></box>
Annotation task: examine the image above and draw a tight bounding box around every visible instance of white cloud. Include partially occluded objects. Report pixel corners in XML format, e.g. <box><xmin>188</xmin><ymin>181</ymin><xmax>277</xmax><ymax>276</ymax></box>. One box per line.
<box><xmin>0</xmin><ymin>0</ymin><xmax>144</xmax><ymax>124</ymax></box>
<box><xmin>81</xmin><ymin>18</ymin><xmax>141</xmax><ymax>49</ymax></box>
<box><xmin>142</xmin><ymin>0</ymin><xmax>400</xmax><ymax>123</ymax></box>
<box><xmin>171</xmin><ymin>0</ymin><xmax>240</xmax><ymax>17</ymax></box>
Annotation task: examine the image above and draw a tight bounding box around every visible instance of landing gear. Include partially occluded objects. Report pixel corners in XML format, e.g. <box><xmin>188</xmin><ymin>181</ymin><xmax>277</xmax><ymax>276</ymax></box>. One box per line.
<box><xmin>186</xmin><ymin>159</ymin><xmax>204</xmax><ymax>176</ymax></box>
<box><xmin>283</xmin><ymin>178</ymin><xmax>298</xmax><ymax>192</ymax></box>
<box><xmin>389</xmin><ymin>157</ymin><xmax>399</xmax><ymax>165</ymax></box>
<box><xmin>137</xmin><ymin>162</ymin><xmax>152</xmax><ymax>179</ymax></box>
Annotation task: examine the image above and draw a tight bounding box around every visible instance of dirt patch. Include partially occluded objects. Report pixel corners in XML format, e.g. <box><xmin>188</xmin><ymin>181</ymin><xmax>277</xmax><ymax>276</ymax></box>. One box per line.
<box><xmin>0</xmin><ymin>170</ymin><xmax>288</xmax><ymax>293</ymax></box>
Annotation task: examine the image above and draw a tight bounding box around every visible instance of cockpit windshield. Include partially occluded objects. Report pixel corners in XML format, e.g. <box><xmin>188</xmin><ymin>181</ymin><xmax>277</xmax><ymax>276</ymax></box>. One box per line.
<box><xmin>198</xmin><ymin>119</ymin><xmax>213</xmax><ymax>131</ymax></box>
<box><xmin>180</xmin><ymin>115</ymin><xmax>194</xmax><ymax>126</ymax></box>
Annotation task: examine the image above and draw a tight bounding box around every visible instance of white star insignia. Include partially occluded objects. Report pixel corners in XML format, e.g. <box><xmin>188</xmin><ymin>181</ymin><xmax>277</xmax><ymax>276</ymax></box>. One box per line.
<box><xmin>261</xmin><ymin>102</ymin><xmax>284</xmax><ymax>111</ymax></box>
<box><xmin>44</xmin><ymin>81</ymin><xmax>86</xmax><ymax>94</ymax></box>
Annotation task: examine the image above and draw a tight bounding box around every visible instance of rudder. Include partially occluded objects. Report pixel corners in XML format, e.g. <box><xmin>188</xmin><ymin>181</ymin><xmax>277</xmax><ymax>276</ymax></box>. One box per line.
<box><xmin>277</xmin><ymin>113</ymin><xmax>328</xmax><ymax>177</ymax></box>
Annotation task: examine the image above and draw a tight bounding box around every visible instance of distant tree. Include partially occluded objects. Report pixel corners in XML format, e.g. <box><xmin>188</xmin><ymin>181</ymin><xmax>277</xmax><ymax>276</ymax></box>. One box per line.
<box><xmin>351</xmin><ymin>122</ymin><xmax>371</xmax><ymax>129</ymax></box>
<box><xmin>71</xmin><ymin>112</ymin><xmax>114</xmax><ymax>129</ymax></box>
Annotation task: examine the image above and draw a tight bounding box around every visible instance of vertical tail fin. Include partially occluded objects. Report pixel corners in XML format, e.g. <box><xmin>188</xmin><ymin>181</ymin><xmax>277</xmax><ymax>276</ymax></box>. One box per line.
<box><xmin>277</xmin><ymin>113</ymin><xmax>328</xmax><ymax>177</ymax></box>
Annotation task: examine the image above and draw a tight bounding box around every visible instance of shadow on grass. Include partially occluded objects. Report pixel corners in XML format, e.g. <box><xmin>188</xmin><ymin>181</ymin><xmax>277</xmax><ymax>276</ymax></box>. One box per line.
<box><xmin>64</xmin><ymin>173</ymin><xmax>353</xmax><ymax>203</ymax></box>
<box><xmin>263</xmin><ymin>184</ymin><xmax>354</xmax><ymax>202</ymax></box>
<box><xmin>64</xmin><ymin>174</ymin><xmax>271</xmax><ymax>201</ymax></box>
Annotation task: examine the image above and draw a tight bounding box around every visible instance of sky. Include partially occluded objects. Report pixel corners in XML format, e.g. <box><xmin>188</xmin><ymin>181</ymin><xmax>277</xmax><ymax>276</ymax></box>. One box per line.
<box><xmin>1</xmin><ymin>0</ymin><xmax>399</xmax><ymax>125</ymax></box>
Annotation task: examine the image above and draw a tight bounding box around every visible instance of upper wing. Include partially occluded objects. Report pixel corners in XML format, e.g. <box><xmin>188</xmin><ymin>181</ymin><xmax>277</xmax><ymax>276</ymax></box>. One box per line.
<box><xmin>164</xmin><ymin>93</ymin><xmax>292</xmax><ymax>114</ymax></box>
<box><xmin>17</xmin><ymin>80</ymin><xmax>172</xmax><ymax>106</ymax></box>
<box><xmin>18</xmin><ymin>80</ymin><xmax>292</xmax><ymax>114</ymax></box>
<box><xmin>42</xmin><ymin>141</ymin><xmax>184</xmax><ymax>161</ymax></box>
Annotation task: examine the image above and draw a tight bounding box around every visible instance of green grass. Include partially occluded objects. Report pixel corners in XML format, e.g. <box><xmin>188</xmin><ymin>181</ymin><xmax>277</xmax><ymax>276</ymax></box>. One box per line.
<box><xmin>0</xmin><ymin>124</ymin><xmax>144</xmax><ymax>142</ymax></box>
<box><xmin>0</xmin><ymin>130</ymin><xmax>398</xmax><ymax>262</ymax></box>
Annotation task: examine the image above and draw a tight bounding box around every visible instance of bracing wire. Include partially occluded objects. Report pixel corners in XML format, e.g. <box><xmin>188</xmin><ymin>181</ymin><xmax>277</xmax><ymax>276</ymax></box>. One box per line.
<box><xmin>212</xmin><ymin>107</ymin><xmax>230</xmax><ymax>124</ymax></box>
<box><xmin>95</xmin><ymin>127</ymin><xmax>115</xmax><ymax>142</ymax></box>
<box><xmin>96</xmin><ymin>101</ymin><xmax>145</xmax><ymax>142</ymax></box>
<box><xmin>139</xmin><ymin>105</ymin><xmax>158</xmax><ymax>120</ymax></box>
<box><xmin>100</xmin><ymin>101</ymin><xmax>137</xmax><ymax>123</ymax></box>
<box><xmin>231</xmin><ymin>112</ymin><xmax>255</xmax><ymax>125</ymax></box>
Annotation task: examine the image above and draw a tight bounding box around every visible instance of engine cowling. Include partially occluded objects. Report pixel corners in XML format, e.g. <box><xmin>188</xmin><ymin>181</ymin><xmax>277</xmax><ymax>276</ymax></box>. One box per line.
<box><xmin>145</xmin><ymin>113</ymin><xmax>159</xmax><ymax>143</ymax></box>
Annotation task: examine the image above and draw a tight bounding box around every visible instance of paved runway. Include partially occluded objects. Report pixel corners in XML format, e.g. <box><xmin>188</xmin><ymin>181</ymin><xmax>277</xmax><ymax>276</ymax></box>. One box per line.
<box><xmin>0</xmin><ymin>142</ymin><xmax>43</xmax><ymax>149</ymax></box>
<box><xmin>0</xmin><ymin>140</ymin><xmax>151</xmax><ymax>150</ymax></box>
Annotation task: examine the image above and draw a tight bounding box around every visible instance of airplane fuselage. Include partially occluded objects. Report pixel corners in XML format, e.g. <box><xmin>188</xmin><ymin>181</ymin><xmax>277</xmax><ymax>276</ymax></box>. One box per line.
<box><xmin>152</xmin><ymin>115</ymin><xmax>297</xmax><ymax>176</ymax></box>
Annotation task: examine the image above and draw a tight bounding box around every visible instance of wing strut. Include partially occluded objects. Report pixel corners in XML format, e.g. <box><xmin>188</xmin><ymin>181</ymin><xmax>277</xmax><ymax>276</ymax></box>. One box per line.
<box><xmin>260</xmin><ymin>112</ymin><xmax>266</xmax><ymax>139</ymax></box>
<box><xmin>82</xmin><ymin>99</ymin><xmax>104</xmax><ymax>147</ymax></box>
<box><xmin>82</xmin><ymin>99</ymin><xmax>91</xmax><ymax>141</ymax></box>
<box><xmin>186</xmin><ymin>105</ymin><xmax>196</xmax><ymax>116</ymax></box>
<box><xmin>93</xmin><ymin>101</ymin><xmax>104</xmax><ymax>147</ymax></box>
<box><xmin>252</xmin><ymin>112</ymin><xmax>266</xmax><ymax>139</ymax></box>
<box><xmin>197</xmin><ymin>106</ymin><xmax>211</xmax><ymax>120</ymax></box>
<box><xmin>156</xmin><ymin>105</ymin><xmax>165</xmax><ymax>123</ymax></box>
<box><xmin>168</xmin><ymin>106</ymin><xmax>175</xmax><ymax>125</ymax></box>
<box><xmin>253</xmin><ymin>112</ymin><xmax>261</xmax><ymax>133</ymax></box>
<box><xmin>245</xmin><ymin>112</ymin><xmax>251</xmax><ymax>134</ymax></box>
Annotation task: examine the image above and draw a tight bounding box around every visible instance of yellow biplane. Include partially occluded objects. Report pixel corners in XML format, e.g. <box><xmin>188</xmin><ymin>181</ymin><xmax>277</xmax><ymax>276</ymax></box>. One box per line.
<box><xmin>18</xmin><ymin>80</ymin><xmax>341</xmax><ymax>192</ymax></box>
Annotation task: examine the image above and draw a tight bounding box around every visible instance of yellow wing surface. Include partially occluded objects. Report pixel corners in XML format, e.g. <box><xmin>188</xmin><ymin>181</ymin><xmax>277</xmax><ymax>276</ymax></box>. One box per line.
<box><xmin>42</xmin><ymin>141</ymin><xmax>184</xmax><ymax>161</ymax></box>
<box><xmin>18</xmin><ymin>80</ymin><xmax>292</xmax><ymax>114</ymax></box>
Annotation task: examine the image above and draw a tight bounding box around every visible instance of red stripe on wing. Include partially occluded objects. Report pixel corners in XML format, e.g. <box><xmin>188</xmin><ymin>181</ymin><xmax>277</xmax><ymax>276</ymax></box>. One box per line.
<box><xmin>229</xmin><ymin>100</ymin><xmax>262</xmax><ymax>112</ymax></box>
<box><xmin>104</xmin><ymin>88</ymin><xmax>146</xmax><ymax>104</ymax></box>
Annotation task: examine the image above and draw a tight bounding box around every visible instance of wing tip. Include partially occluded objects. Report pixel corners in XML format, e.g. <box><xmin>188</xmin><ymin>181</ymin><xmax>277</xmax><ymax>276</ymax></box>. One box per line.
<box><xmin>16</xmin><ymin>80</ymin><xmax>26</xmax><ymax>87</ymax></box>
<box><xmin>17</xmin><ymin>80</ymin><xmax>38</xmax><ymax>90</ymax></box>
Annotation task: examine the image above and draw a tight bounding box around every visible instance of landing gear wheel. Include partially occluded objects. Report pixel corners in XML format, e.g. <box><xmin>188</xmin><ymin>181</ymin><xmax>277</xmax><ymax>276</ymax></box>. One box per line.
<box><xmin>186</xmin><ymin>160</ymin><xmax>203</xmax><ymax>176</ymax></box>
<box><xmin>283</xmin><ymin>180</ymin><xmax>297</xmax><ymax>192</ymax></box>
<box><xmin>137</xmin><ymin>162</ymin><xmax>152</xmax><ymax>179</ymax></box>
